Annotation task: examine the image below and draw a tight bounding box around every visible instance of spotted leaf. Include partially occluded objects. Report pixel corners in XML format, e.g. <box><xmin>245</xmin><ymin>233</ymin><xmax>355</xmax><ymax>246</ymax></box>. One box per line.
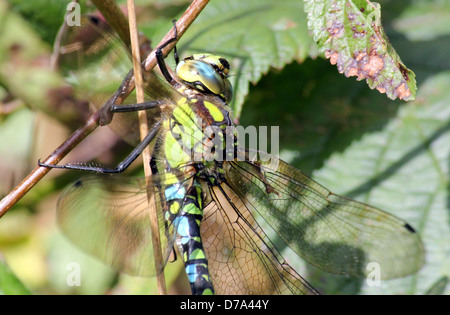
<box><xmin>304</xmin><ymin>0</ymin><xmax>417</xmax><ymax>101</ymax></box>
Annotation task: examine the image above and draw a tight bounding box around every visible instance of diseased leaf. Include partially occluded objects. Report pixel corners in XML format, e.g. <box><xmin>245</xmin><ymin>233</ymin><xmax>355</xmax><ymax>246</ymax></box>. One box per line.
<box><xmin>304</xmin><ymin>0</ymin><xmax>417</xmax><ymax>101</ymax></box>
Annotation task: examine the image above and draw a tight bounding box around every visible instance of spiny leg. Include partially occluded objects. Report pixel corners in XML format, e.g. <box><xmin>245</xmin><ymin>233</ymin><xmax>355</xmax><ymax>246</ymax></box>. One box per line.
<box><xmin>110</xmin><ymin>100</ymin><xmax>164</xmax><ymax>112</ymax></box>
<box><xmin>39</xmin><ymin>121</ymin><xmax>162</xmax><ymax>173</ymax></box>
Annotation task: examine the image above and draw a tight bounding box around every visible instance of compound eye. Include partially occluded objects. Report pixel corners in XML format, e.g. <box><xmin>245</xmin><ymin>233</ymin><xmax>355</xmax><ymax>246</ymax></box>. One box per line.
<box><xmin>177</xmin><ymin>59</ymin><xmax>232</xmax><ymax>101</ymax></box>
<box><xmin>194</xmin><ymin>54</ymin><xmax>230</xmax><ymax>78</ymax></box>
<box><xmin>221</xmin><ymin>78</ymin><xmax>233</xmax><ymax>103</ymax></box>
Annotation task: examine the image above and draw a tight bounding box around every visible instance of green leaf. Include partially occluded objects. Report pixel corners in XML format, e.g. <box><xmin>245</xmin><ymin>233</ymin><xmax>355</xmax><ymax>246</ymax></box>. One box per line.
<box><xmin>7</xmin><ymin>0</ymin><xmax>68</xmax><ymax>44</ymax></box>
<box><xmin>393</xmin><ymin>1</ymin><xmax>450</xmax><ymax>41</ymax></box>
<box><xmin>310</xmin><ymin>71</ymin><xmax>450</xmax><ymax>294</ymax></box>
<box><xmin>425</xmin><ymin>276</ymin><xmax>448</xmax><ymax>295</ymax></box>
<box><xmin>0</xmin><ymin>256</ymin><xmax>31</xmax><ymax>295</ymax></box>
<box><xmin>304</xmin><ymin>0</ymin><xmax>417</xmax><ymax>101</ymax></box>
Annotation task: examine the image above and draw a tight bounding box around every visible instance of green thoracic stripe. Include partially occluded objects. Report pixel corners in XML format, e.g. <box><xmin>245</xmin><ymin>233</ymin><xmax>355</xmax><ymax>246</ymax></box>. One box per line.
<box><xmin>203</xmin><ymin>101</ymin><xmax>224</xmax><ymax>122</ymax></box>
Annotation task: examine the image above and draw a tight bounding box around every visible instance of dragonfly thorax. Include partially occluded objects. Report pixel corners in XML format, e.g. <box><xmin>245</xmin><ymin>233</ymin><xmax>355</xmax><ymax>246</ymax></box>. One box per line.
<box><xmin>176</xmin><ymin>54</ymin><xmax>233</xmax><ymax>103</ymax></box>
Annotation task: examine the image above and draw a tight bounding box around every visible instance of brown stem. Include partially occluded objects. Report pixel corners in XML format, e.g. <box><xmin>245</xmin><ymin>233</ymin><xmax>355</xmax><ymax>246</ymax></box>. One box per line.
<box><xmin>127</xmin><ymin>0</ymin><xmax>167</xmax><ymax>295</ymax></box>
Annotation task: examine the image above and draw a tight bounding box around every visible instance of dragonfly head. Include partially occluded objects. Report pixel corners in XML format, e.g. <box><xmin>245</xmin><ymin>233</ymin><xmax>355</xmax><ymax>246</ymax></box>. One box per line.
<box><xmin>176</xmin><ymin>54</ymin><xmax>233</xmax><ymax>103</ymax></box>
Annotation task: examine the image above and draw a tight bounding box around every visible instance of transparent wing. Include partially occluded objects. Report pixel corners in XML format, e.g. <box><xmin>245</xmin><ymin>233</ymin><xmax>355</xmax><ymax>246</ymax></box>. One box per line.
<box><xmin>56</xmin><ymin>174</ymin><xmax>178</xmax><ymax>276</ymax></box>
<box><xmin>201</xmin><ymin>184</ymin><xmax>319</xmax><ymax>295</ymax></box>
<box><xmin>224</xmin><ymin>151</ymin><xmax>425</xmax><ymax>279</ymax></box>
<box><xmin>57</xmin><ymin>15</ymin><xmax>173</xmax><ymax>146</ymax></box>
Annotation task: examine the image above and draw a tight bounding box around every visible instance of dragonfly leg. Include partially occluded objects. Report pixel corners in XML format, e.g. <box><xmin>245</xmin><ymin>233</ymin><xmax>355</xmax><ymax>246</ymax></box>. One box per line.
<box><xmin>38</xmin><ymin>121</ymin><xmax>162</xmax><ymax>173</ymax></box>
<box><xmin>110</xmin><ymin>100</ymin><xmax>164</xmax><ymax>113</ymax></box>
<box><xmin>100</xmin><ymin>92</ymin><xmax>164</xmax><ymax>125</ymax></box>
<box><xmin>156</xmin><ymin>20</ymin><xmax>179</xmax><ymax>85</ymax></box>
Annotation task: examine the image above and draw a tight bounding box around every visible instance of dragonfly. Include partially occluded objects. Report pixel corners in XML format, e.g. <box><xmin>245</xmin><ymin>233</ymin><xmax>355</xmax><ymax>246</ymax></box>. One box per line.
<box><xmin>39</xmin><ymin>17</ymin><xmax>425</xmax><ymax>295</ymax></box>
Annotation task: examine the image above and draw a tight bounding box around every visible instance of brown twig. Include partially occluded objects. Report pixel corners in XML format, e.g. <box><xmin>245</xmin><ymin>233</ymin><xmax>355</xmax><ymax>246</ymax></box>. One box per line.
<box><xmin>127</xmin><ymin>0</ymin><xmax>167</xmax><ymax>295</ymax></box>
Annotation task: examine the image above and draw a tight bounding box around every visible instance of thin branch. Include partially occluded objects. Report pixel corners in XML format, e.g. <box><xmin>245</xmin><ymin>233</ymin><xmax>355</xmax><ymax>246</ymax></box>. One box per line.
<box><xmin>127</xmin><ymin>0</ymin><xmax>167</xmax><ymax>295</ymax></box>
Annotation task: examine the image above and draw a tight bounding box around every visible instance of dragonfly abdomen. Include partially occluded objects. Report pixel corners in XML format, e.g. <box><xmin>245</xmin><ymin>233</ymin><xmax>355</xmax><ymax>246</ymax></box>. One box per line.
<box><xmin>165</xmin><ymin>180</ymin><xmax>214</xmax><ymax>295</ymax></box>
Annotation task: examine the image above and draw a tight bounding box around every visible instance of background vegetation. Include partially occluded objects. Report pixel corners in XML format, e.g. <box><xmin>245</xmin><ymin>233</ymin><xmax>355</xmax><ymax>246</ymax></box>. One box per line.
<box><xmin>0</xmin><ymin>0</ymin><xmax>448</xmax><ymax>294</ymax></box>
